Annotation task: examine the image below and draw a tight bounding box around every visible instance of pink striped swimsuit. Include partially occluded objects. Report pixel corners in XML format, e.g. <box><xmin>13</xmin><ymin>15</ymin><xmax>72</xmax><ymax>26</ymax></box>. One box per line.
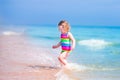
<box><xmin>60</xmin><ymin>33</ymin><xmax>71</xmax><ymax>53</ymax></box>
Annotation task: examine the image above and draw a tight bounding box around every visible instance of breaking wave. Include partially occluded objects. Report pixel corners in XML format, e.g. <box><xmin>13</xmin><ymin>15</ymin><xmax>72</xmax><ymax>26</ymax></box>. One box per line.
<box><xmin>2</xmin><ymin>31</ymin><xmax>22</xmax><ymax>36</ymax></box>
<box><xmin>78</xmin><ymin>39</ymin><xmax>111</xmax><ymax>49</ymax></box>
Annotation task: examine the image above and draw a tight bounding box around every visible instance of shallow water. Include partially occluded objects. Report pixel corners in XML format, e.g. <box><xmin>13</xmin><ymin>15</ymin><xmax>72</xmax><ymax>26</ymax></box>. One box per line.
<box><xmin>1</xmin><ymin>25</ymin><xmax>120</xmax><ymax>80</ymax></box>
<box><xmin>26</xmin><ymin>25</ymin><xmax>120</xmax><ymax>80</ymax></box>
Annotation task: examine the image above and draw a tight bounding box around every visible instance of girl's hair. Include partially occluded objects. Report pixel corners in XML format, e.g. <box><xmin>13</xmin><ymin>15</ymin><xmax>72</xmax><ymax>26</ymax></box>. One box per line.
<box><xmin>58</xmin><ymin>20</ymin><xmax>70</xmax><ymax>32</ymax></box>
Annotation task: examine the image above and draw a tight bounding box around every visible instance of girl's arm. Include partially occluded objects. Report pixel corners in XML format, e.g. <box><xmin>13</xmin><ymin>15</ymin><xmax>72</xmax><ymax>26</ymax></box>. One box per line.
<box><xmin>68</xmin><ymin>32</ymin><xmax>76</xmax><ymax>50</ymax></box>
<box><xmin>52</xmin><ymin>42</ymin><xmax>61</xmax><ymax>49</ymax></box>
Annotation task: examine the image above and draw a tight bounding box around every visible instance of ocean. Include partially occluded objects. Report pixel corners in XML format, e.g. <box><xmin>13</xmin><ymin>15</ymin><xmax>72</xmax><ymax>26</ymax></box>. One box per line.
<box><xmin>1</xmin><ymin>25</ymin><xmax>120</xmax><ymax>80</ymax></box>
<box><xmin>26</xmin><ymin>25</ymin><xmax>120</xmax><ymax>80</ymax></box>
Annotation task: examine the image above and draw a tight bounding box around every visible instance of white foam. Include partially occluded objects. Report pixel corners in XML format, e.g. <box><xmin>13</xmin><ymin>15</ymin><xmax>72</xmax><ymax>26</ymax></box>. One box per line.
<box><xmin>55</xmin><ymin>63</ymin><xmax>88</xmax><ymax>80</ymax></box>
<box><xmin>55</xmin><ymin>63</ymin><xmax>120</xmax><ymax>80</ymax></box>
<box><xmin>2</xmin><ymin>31</ymin><xmax>21</xmax><ymax>36</ymax></box>
<box><xmin>78</xmin><ymin>39</ymin><xmax>110</xmax><ymax>49</ymax></box>
<box><xmin>64</xmin><ymin>63</ymin><xmax>87</xmax><ymax>72</ymax></box>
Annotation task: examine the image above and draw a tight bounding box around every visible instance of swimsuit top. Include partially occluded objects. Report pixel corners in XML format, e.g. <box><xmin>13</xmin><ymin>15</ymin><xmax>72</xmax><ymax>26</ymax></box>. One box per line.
<box><xmin>60</xmin><ymin>33</ymin><xmax>71</xmax><ymax>51</ymax></box>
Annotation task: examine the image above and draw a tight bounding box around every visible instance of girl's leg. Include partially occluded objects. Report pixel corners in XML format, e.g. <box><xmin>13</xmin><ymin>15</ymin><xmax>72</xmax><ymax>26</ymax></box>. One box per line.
<box><xmin>58</xmin><ymin>52</ymin><xmax>69</xmax><ymax>66</ymax></box>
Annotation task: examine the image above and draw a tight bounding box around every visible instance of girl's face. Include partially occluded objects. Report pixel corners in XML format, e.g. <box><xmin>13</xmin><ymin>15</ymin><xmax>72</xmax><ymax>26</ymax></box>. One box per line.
<box><xmin>58</xmin><ymin>24</ymin><xmax>66</xmax><ymax>33</ymax></box>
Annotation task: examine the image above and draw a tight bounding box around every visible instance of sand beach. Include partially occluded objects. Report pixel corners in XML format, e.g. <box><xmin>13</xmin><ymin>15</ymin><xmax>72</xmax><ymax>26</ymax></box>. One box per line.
<box><xmin>0</xmin><ymin>34</ymin><xmax>60</xmax><ymax>80</ymax></box>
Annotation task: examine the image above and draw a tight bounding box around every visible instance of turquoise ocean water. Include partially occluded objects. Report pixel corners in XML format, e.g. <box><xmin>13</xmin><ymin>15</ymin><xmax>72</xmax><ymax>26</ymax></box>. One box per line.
<box><xmin>25</xmin><ymin>25</ymin><xmax>120</xmax><ymax>80</ymax></box>
<box><xmin>1</xmin><ymin>25</ymin><xmax>118</xmax><ymax>80</ymax></box>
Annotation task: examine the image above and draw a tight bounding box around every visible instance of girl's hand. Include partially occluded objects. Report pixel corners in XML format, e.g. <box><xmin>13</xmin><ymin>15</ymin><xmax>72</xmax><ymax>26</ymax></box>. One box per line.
<box><xmin>52</xmin><ymin>42</ymin><xmax>61</xmax><ymax>49</ymax></box>
<box><xmin>52</xmin><ymin>45</ymin><xmax>57</xmax><ymax>49</ymax></box>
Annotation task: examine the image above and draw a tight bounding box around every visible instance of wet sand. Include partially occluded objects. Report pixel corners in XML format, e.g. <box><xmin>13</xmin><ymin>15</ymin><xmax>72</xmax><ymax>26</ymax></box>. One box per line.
<box><xmin>0</xmin><ymin>35</ymin><xmax>60</xmax><ymax>80</ymax></box>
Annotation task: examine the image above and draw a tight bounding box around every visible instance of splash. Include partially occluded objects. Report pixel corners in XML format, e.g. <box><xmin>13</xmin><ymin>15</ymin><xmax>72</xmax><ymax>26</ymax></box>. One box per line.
<box><xmin>55</xmin><ymin>63</ymin><xmax>120</xmax><ymax>80</ymax></box>
<box><xmin>78</xmin><ymin>39</ymin><xmax>111</xmax><ymax>49</ymax></box>
<box><xmin>55</xmin><ymin>63</ymin><xmax>87</xmax><ymax>80</ymax></box>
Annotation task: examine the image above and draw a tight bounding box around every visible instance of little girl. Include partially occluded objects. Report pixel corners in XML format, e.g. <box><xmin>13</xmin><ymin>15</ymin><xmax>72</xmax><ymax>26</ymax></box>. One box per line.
<box><xmin>52</xmin><ymin>20</ymin><xmax>76</xmax><ymax>66</ymax></box>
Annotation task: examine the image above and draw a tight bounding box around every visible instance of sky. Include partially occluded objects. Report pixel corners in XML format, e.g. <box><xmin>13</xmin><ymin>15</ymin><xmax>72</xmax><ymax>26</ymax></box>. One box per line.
<box><xmin>0</xmin><ymin>0</ymin><xmax>120</xmax><ymax>26</ymax></box>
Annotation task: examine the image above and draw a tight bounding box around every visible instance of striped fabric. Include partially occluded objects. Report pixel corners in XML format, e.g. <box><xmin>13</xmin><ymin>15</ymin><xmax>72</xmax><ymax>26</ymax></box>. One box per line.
<box><xmin>61</xmin><ymin>33</ymin><xmax>71</xmax><ymax>52</ymax></box>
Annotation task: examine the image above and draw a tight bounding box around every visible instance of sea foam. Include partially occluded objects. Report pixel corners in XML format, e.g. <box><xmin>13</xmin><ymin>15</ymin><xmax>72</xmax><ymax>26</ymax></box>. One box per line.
<box><xmin>55</xmin><ymin>63</ymin><xmax>120</xmax><ymax>80</ymax></box>
<box><xmin>55</xmin><ymin>63</ymin><xmax>88</xmax><ymax>80</ymax></box>
<box><xmin>2</xmin><ymin>31</ymin><xmax>21</xmax><ymax>36</ymax></box>
<box><xmin>78</xmin><ymin>39</ymin><xmax>111</xmax><ymax>50</ymax></box>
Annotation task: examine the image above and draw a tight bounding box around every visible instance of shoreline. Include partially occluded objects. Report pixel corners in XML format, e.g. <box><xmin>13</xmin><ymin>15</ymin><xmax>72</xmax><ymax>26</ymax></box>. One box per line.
<box><xmin>0</xmin><ymin>35</ymin><xmax>60</xmax><ymax>80</ymax></box>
